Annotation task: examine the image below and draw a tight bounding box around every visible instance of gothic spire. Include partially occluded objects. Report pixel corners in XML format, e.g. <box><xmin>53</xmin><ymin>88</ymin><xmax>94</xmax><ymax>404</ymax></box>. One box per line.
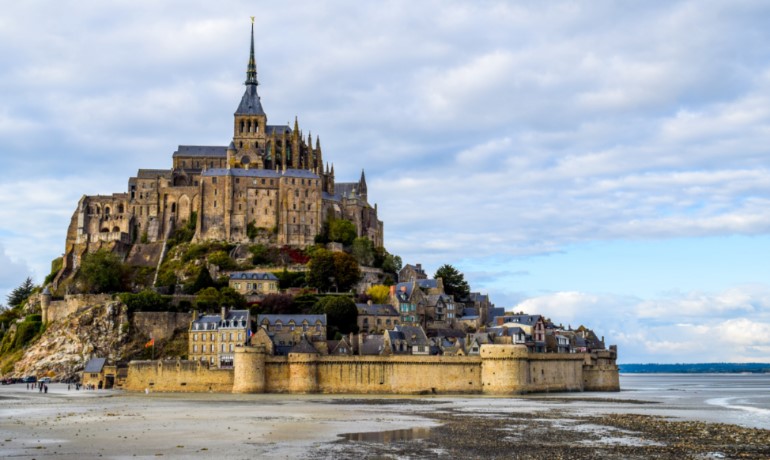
<box><xmin>245</xmin><ymin>21</ymin><xmax>258</xmax><ymax>86</ymax></box>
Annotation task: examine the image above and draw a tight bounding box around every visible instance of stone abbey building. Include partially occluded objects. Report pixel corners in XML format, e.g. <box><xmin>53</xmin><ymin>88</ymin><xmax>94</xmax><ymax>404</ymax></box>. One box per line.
<box><xmin>58</xmin><ymin>25</ymin><xmax>383</xmax><ymax>279</ymax></box>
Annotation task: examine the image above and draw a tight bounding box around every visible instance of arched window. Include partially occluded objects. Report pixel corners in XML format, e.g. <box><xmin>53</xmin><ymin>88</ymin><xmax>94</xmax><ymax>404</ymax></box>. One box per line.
<box><xmin>104</xmin><ymin>206</ymin><xmax>110</xmax><ymax>216</ymax></box>
<box><xmin>112</xmin><ymin>226</ymin><xmax>120</xmax><ymax>232</ymax></box>
<box><xmin>118</xmin><ymin>204</ymin><xmax>124</xmax><ymax>214</ymax></box>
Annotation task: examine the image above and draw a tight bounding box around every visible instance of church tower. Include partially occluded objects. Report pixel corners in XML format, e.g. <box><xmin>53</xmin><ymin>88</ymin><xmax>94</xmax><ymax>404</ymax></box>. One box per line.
<box><xmin>232</xmin><ymin>22</ymin><xmax>267</xmax><ymax>168</ymax></box>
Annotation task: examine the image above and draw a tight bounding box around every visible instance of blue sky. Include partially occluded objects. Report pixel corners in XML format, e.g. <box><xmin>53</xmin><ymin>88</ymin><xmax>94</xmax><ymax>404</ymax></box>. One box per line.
<box><xmin>1</xmin><ymin>1</ymin><xmax>770</xmax><ymax>363</ymax></box>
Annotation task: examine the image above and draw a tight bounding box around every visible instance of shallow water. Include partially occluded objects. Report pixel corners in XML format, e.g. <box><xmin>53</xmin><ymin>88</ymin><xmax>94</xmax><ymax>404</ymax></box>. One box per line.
<box><xmin>0</xmin><ymin>374</ymin><xmax>768</xmax><ymax>458</ymax></box>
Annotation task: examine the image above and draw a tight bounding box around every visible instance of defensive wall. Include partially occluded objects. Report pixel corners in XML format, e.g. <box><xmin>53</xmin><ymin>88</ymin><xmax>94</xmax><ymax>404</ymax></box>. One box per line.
<box><xmin>125</xmin><ymin>345</ymin><xmax>619</xmax><ymax>395</ymax></box>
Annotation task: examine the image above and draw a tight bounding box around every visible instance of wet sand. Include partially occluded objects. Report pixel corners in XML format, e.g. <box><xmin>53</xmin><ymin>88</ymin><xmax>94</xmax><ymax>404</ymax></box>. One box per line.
<box><xmin>1</xmin><ymin>384</ymin><xmax>769</xmax><ymax>459</ymax></box>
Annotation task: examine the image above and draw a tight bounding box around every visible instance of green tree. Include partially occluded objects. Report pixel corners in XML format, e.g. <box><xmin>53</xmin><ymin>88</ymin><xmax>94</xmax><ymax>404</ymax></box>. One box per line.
<box><xmin>219</xmin><ymin>287</ymin><xmax>247</xmax><ymax>309</ymax></box>
<box><xmin>329</xmin><ymin>219</ymin><xmax>357</xmax><ymax>246</ymax></box>
<box><xmin>194</xmin><ymin>287</ymin><xmax>220</xmax><ymax>310</ymax></box>
<box><xmin>78</xmin><ymin>250</ymin><xmax>126</xmax><ymax>293</ymax></box>
<box><xmin>306</xmin><ymin>249</ymin><xmax>361</xmax><ymax>292</ymax></box>
<box><xmin>207</xmin><ymin>250</ymin><xmax>237</xmax><ymax>270</ymax></box>
<box><xmin>434</xmin><ymin>264</ymin><xmax>470</xmax><ymax>300</ymax></box>
<box><xmin>187</xmin><ymin>267</ymin><xmax>215</xmax><ymax>294</ymax></box>
<box><xmin>119</xmin><ymin>290</ymin><xmax>170</xmax><ymax>313</ymax></box>
<box><xmin>382</xmin><ymin>254</ymin><xmax>402</xmax><ymax>274</ymax></box>
<box><xmin>313</xmin><ymin>296</ymin><xmax>358</xmax><ymax>339</ymax></box>
<box><xmin>351</xmin><ymin>237</ymin><xmax>375</xmax><ymax>266</ymax></box>
<box><xmin>7</xmin><ymin>277</ymin><xmax>35</xmax><ymax>308</ymax></box>
<box><xmin>258</xmin><ymin>293</ymin><xmax>295</xmax><ymax>314</ymax></box>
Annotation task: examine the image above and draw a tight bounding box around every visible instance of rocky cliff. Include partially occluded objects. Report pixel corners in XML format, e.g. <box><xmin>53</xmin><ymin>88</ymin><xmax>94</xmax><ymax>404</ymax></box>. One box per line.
<box><xmin>10</xmin><ymin>299</ymin><xmax>130</xmax><ymax>381</ymax></box>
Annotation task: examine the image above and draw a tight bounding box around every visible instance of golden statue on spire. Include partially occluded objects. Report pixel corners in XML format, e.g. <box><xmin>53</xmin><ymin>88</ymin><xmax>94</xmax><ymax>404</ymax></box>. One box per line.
<box><xmin>250</xmin><ymin>16</ymin><xmax>255</xmax><ymax>24</ymax></box>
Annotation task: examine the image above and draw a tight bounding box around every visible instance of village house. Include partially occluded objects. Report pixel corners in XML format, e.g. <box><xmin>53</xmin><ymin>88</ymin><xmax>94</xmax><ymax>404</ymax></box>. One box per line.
<box><xmin>384</xmin><ymin>325</ymin><xmax>431</xmax><ymax>355</ymax></box>
<box><xmin>356</xmin><ymin>301</ymin><xmax>400</xmax><ymax>333</ymax></box>
<box><xmin>228</xmin><ymin>271</ymin><xmax>279</xmax><ymax>296</ymax></box>
<box><xmin>257</xmin><ymin>314</ymin><xmax>327</xmax><ymax>342</ymax></box>
<box><xmin>189</xmin><ymin>307</ymin><xmax>251</xmax><ymax>368</ymax></box>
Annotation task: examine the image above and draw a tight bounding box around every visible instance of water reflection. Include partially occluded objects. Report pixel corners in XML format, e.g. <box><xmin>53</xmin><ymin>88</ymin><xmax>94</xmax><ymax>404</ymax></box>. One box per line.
<box><xmin>341</xmin><ymin>427</ymin><xmax>432</xmax><ymax>443</ymax></box>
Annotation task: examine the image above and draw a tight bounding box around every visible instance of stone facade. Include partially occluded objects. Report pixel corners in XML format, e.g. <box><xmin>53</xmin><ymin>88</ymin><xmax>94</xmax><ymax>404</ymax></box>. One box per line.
<box><xmin>55</xmin><ymin>24</ymin><xmax>383</xmax><ymax>288</ymax></box>
<box><xmin>188</xmin><ymin>308</ymin><xmax>250</xmax><ymax>368</ymax></box>
<box><xmin>124</xmin><ymin>345</ymin><xmax>619</xmax><ymax>394</ymax></box>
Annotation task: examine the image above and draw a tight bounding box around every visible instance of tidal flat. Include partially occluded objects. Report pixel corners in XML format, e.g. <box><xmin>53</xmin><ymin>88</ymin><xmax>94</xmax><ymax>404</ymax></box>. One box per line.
<box><xmin>1</xmin><ymin>375</ymin><xmax>770</xmax><ymax>459</ymax></box>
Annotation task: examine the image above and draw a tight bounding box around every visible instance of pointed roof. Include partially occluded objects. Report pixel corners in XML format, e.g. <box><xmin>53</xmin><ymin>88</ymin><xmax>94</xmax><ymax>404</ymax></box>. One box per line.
<box><xmin>235</xmin><ymin>23</ymin><xmax>265</xmax><ymax>116</ymax></box>
<box><xmin>289</xmin><ymin>335</ymin><xmax>319</xmax><ymax>354</ymax></box>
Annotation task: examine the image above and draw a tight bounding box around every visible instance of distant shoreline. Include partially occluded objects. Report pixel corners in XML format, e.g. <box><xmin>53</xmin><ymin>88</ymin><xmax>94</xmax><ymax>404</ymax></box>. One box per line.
<box><xmin>619</xmin><ymin>363</ymin><xmax>770</xmax><ymax>373</ymax></box>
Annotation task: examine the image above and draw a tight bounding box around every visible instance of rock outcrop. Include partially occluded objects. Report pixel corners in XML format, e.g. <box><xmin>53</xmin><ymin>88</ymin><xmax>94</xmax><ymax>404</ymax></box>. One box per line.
<box><xmin>10</xmin><ymin>299</ymin><xmax>130</xmax><ymax>381</ymax></box>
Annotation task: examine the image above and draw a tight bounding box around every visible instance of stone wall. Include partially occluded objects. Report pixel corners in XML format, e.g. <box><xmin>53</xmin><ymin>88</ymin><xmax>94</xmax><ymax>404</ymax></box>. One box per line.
<box><xmin>125</xmin><ymin>345</ymin><xmax>620</xmax><ymax>395</ymax></box>
<box><xmin>133</xmin><ymin>312</ymin><xmax>192</xmax><ymax>342</ymax></box>
<box><xmin>125</xmin><ymin>359</ymin><xmax>233</xmax><ymax>392</ymax></box>
<box><xmin>47</xmin><ymin>294</ymin><xmax>113</xmax><ymax>324</ymax></box>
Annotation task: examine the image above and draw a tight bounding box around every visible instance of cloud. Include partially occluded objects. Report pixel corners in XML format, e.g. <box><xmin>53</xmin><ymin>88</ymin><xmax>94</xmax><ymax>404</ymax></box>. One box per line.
<box><xmin>509</xmin><ymin>285</ymin><xmax>770</xmax><ymax>362</ymax></box>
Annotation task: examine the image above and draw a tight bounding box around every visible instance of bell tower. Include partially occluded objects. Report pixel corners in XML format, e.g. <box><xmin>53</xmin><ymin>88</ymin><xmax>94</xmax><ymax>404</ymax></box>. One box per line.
<box><xmin>233</xmin><ymin>20</ymin><xmax>267</xmax><ymax>168</ymax></box>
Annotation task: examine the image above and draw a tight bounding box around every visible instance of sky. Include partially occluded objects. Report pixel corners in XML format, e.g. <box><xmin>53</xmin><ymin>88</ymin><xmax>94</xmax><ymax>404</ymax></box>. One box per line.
<box><xmin>1</xmin><ymin>1</ymin><xmax>770</xmax><ymax>363</ymax></box>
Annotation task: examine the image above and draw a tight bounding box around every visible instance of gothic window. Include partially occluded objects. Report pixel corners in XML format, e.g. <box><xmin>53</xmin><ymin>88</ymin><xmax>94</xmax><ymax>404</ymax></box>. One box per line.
<box><xmin>212</xmin><ymin>177</ymin><xmax>217</xmax><ymax>184</ymax></box>
<box><xmin>118</xmin><ymin>204</ymin><xmax>124</xmax><ymax>213</ymax></box>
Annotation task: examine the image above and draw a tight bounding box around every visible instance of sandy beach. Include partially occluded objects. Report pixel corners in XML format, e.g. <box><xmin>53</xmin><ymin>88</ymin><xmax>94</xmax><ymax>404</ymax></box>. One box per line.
<box><xmin>1</xmin><ymin>377</ymin><xmax>770</xmax><ymax>459</ymax></box>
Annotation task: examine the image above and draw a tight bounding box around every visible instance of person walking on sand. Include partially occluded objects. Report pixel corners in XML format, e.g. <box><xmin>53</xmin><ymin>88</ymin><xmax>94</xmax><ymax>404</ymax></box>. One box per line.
<box><xmin>44</xmin><ymin>384</ymin><xmax>48</xmax><ymax>393</ymax></box>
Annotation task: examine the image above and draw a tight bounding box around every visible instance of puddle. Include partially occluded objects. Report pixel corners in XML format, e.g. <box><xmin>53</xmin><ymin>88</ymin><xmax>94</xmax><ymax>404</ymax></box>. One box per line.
<box><xmin>340</xmin><ymin>427</ymin><xmax>432</xmax><ymax>443</ymax></box>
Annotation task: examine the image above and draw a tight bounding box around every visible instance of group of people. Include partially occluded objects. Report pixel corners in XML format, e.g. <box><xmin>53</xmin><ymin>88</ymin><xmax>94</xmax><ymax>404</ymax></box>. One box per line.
<box><xmin>26</xmin><ymin>381</ymin><xmax>48</xmax><ymax>393</ymax></box>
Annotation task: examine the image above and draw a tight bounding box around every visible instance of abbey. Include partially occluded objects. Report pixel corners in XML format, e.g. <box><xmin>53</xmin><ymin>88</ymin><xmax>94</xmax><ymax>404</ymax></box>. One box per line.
<box><xmin>59</xmin><ymin>25</ymin><xmax>383</xmax><ymax>275</ymax></box>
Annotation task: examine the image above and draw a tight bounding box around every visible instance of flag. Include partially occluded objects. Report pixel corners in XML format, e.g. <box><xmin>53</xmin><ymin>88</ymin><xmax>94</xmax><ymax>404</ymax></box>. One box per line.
<box><xmin>248</xmin><ymin>329</ymin><xmax>253</xmax><ymax>338</ymax></box>
<box><xmin>145</xmin><ymin>338</ymin><xmax>155</xmax><ymax>348</ymax></box>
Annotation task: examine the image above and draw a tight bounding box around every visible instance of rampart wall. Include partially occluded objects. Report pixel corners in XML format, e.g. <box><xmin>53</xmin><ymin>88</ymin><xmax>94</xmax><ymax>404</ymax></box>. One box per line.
<box><xmin>125</xmin><ymin>345</ymin><xmax>620</xmax><ymax>395</ymax></box>
<box><xmin>47</xmin><ymin>294</ymin><xmax>113</xmax><ymax>324</ymax></box>
<box><xmin>125</xmin><ymin>359</ymin><xmax>233</xmax><ymax>392</ymax></box>
<box><xmin>132</xmin><ymin>312</ymin><xmax>192</xmax><ymax>342</ymax></box>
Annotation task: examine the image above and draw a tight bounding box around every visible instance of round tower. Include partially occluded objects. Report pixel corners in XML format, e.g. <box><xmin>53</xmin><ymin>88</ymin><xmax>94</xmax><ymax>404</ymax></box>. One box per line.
<box><xmin>232</xmin><ymin>345</ymin><xmax>266</xmax><ymax>393</ymax></box>
<box><xmin>40</xmin><ymin>286</ymin><xmax>52</xmax><ymax>325</ymax></box>
<box><xmin>480</xmin><ymin>344</ymin><xmax>529</xmax><ymax>394</ymax></box>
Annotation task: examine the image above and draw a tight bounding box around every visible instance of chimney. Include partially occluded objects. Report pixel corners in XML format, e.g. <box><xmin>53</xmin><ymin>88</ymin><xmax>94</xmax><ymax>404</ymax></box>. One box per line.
<box><xmin>221</xmin><ymin>306</ymin><xmax>226</xmax><ymax>320</ymax></box>
<box><xmin>389</xmin><ymin>285</ymin><xmax>396</xmax><ymax>298</ymax></box>
<box><xmin>496</xmin><ymin>317</ymin><xmax>504</xmax><ymax>326</ymax></box>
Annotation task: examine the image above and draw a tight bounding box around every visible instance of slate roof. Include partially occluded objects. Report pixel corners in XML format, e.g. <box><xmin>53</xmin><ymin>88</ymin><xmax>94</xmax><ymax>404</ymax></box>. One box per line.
<box><xmin>416</xmin><ymin>279</ymin><xmax>439</xmax><ymax>290</ymax></box>
<box><xmin>356</xmin><ymin>303</ymin><xmax>399</xmax><ymax>316</ymax></box>
<box><xmin>136</xmin><ymin>169</ymin><xmax>172</xmax><ymax>179</ymax></box>
<box><xmin>235</xmin><ymin>84</ymin><xmax>266</xmax><ymax>115</ymax></box>
<box><xmin>501</xmin><ymin>314</ymin><xmax>543</xmax><ymax>326</ymax></box>
<box><xmin>359</xmin><ymin>335</ymin><xmax>385</xmax><ymax>355</ymax></box>
<box><xmin>258</xmin><ymin>314</ymin><xmax>327</xmax><ymax>326</ymax></box>
<box><xmin>489</xmin><ymin>307</ymin><xmax>505</xmax><ymax>322</ymax></box>
<box><xmin>173</xmin><ymin>145</ymin><xmax>228</xmax><ymax>158</ymax></box>
<box><xmin>266</xmin><ymin>125</ymin><xmax>291</xmax><ymax>135</ymax></box>
<box><xmin>229</xmin><ymin>271</ymin><xmax>278</xmax><ymax>281</ymax></box>
<box><xmin>462</xmin><ymin>307</ymin><xmax>479</xmax><ymax>317</ymax></box>
<box><xmin>192</xmin><ymin>310</ymin><xmax>249</xmax><ymax>330</ymax></box>
<box><xmin>469</xmin><ymin>292</ymin><xmax>489</xmax><ymax>303</ymax></box>
<box><xmin>489</xmin><ymin>326</ymin><xmax>526</xmax><ymax>337</ymax></box>
<box><xmin>426</xmin><ymin>294</ymin><xmax>452</xmax><ymax>306</ymax></box>
<box><xmin>289</xmin><ymin>336</ymin><xmax>319</xmax><ymax>354</ymax></box>
<box><xmin>84</xmin><ymin>358</ymin><xmax>107</xmax><ymax>373</ymax></box>
<box><xmin>391</xmin><ymin>325</ymin><xmax>429</xmax><ymax>347</ymax></box>
<box><xmin>201</xmin><ymin>168</ymin><xmax>320</xmax><ymax>179</ymax></box>
<box><xmin>468</xmin><ymin>332</ymin><xmax>494</xmax><ymax>345</ymax></box>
